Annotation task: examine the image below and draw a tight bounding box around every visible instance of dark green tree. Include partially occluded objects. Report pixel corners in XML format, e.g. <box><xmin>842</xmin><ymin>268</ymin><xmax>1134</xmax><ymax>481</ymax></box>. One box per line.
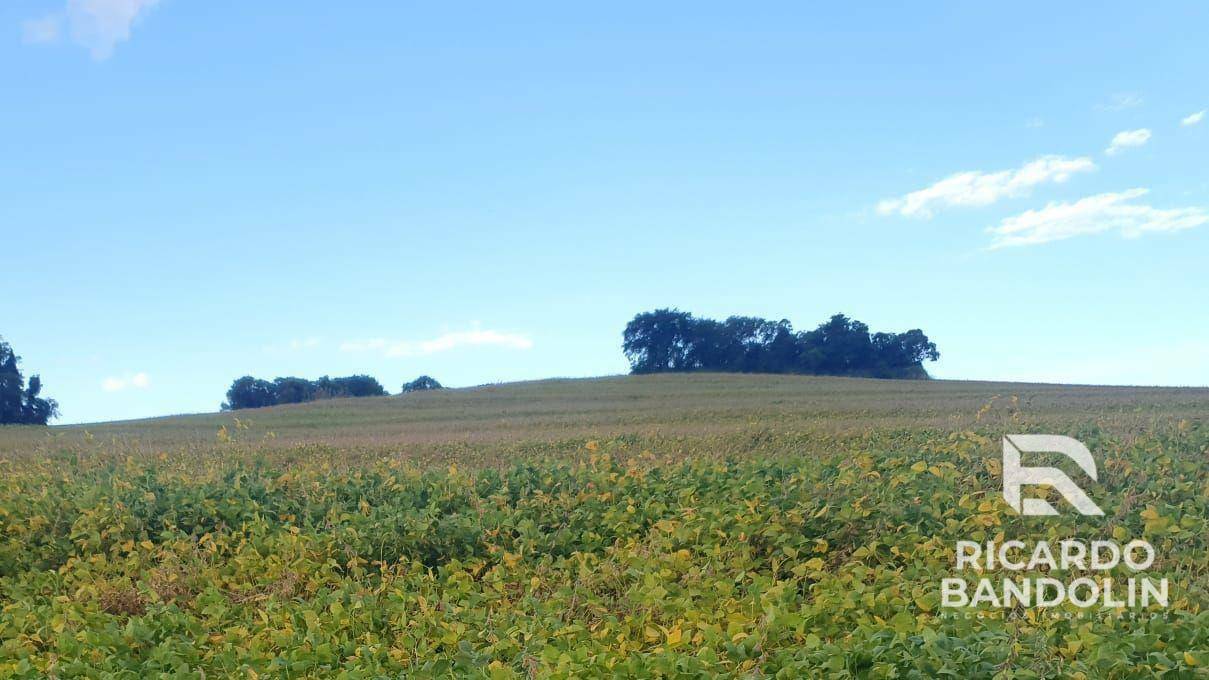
<box><xmin>327</xmin><ymin>375</ymin><xmax>388</xmax><ymax>398</ymax></box>
<box><xmin>272</xmin><ymin>377</ymin><xmax>316</xmax><ymax>404</ymax></box>
<box><xmin>869</xmin><ymin>329</ymin><xmax>940</xmax><ymax>378</ymax></box>
<box><xmin>622</xmin><ymin>309</ymin><xmax>699</xmax><ymax>373</ymax></box>
<box><xmin>0</xmin><ymin>337</ymin><xmax>59</xmax><ymax>425</ymax></box>
<box><xmin>800</xmin><ymin>314</ymin><xmax>873</xmax><ymax>375</ymax></box>
<box><xmin>402</xmin><ymin>375</ymin><xmax>443</xmax><ymax>393</ymax></box>
<box><xmin>720</xmin><ymin>316</ymin><xmax>785</xmax><ymax>372</ymax></box>
<box><xmin>222</xmin><ymin>376</ymin><xmax>277</xmax><ymax>410</ymax></box>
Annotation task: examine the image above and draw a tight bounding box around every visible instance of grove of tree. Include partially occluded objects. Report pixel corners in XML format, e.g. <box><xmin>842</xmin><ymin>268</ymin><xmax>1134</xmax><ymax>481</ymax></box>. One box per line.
<box><xmin>622</xmin><ymin>309</ymin><xmax>939</xmax><ymax>379</ymax></box>
<box><xmin>223</xmin><ymin>375</ymin><xmax>388</xmax><ymax>410</ymax></box>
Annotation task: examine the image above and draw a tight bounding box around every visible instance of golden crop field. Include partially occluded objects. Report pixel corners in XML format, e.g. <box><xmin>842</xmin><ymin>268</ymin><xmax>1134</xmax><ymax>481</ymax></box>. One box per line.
<box><xmin>1</xmin><ymin>374</ymin><xmax>1206</xmax><ymax>678</ymax></box>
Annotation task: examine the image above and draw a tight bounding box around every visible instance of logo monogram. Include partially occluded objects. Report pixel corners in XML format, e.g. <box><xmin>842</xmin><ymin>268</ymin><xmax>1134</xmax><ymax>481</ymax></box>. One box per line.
<box><xmin>1002</xmin><ymin>435</ymin><xmax>1103</xmax><ymax>516</ymax></box>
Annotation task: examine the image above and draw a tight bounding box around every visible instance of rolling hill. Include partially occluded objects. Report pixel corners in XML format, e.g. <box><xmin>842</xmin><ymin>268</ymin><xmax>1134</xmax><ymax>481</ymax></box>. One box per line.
<box><xmin>1</xmin><ymin>374</ymin><xmax>1205</xmax><ymax>676</ymax></box>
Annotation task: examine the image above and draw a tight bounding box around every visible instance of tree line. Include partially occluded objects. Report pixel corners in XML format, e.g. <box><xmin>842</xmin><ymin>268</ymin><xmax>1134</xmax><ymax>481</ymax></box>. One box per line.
<box><xmin>622</xmin><ymin>309</ymin><xmax>939</xmax><ymax>379</ymax></box>
<box><xmin>223</xmin><ymin>374</ymin><xmax>444</xmax><ymax>410</ymax></box>
<box><xmin>0</xmin><ymin>337</ymin><xmax>58</xmax><ymax>425</ymax></box>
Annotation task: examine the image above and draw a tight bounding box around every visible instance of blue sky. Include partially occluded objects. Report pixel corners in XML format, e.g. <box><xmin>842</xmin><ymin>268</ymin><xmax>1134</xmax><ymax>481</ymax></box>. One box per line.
<box><xmin>3</xmin><ymin>2</ymin><xmax>1207</xmax><ymax>423</ymax></box>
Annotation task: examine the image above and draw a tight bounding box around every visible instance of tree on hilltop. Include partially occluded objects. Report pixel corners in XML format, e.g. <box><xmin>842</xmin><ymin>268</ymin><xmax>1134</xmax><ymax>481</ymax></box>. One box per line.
<box><xmin>621</xmin><ymin>310</ymin><xmax>939</xmax><ymax>379</ymax></box>
<box><xmin>402</xmin><ymin>375</ymin><xmax>443</xmax><ymax>393</ymax></box>
<box><xmin>222</xmin><ymin>374</ymin><xmax>388</xmax><ymax>410</ymax></box>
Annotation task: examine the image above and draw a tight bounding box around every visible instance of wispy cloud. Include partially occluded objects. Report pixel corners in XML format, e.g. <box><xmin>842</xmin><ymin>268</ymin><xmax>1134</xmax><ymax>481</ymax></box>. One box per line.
<box><xmin>1100</xmin><ymin>92</ymin><xmax>1144</xmax><ymax>111</ymax></box>
<box><xmin>21</xmin><ymin>15</ymin><xmax>62</xmax><ymax>44</ymax></box>
<box><xmin>877</xmin><ymin>155</ymin><xmax>1096</xmax><ymax>218</ymax></box>
<box><xmin>263</xmin><ymin>337</ymin><xmax>322</xmax><ymax>355</ymax></box>
<box><xmin>102</xmin><ymin>372</ymin><xmax>151</xmax><ymax>392</ymax></box>
<box><xmin>1025</xmin><ymin>117</ymin><xmax>1045</xmax><ymax>129</ymax></box>
<box><xmin>22</xmin><ymin>0</ymin><xmax>161</xmax><ymax>60</ymax></box>
<box><xmin>1105</xmin><ymin>129</ymin><xmax>1151</xmax><ymax>156</ymax></box>
<box><xmin>1182</xmin><ymin>110</ymin><xmax>1206</xmax><ymax>127</ymax></box>
<box><xmin>341</xmin><ymin>328</ymin><xmax>534</xmax><ymax>358</ymax></box>
<box><xmin>987</xmin><ymin>188</ymin><xmax>1208</xmax><ymax>249</ymax></box>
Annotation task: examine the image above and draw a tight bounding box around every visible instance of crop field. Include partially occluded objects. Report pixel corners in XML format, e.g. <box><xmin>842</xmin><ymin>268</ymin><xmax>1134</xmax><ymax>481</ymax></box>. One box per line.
<box><xmin>0</xmin><ymin>374</ymin><xmax>1206</xmax><ymax>678</ymax></box>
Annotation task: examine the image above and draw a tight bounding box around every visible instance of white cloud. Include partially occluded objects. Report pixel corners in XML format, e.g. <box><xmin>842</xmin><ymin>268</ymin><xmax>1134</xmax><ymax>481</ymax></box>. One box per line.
<box><xmin>986</xmin><ymin>188</ymin><xmax>1208</xmax><ymax>249</ymax></box>
<box><xmin>1182</xmin><ymin>110</ymin><xmax>1206</xmax><ymax>127</ymax></box>
<box><xmin>263</xmin><ymin>337</ymin><xmax>322</xmax><ymax>354</ymax></box>
<box><xmin>341</xmin><ymin>329</ymin><xmax>534</xmax><ymax>358</ymax></box>
<box><xmin>341</xmin><ymin>338</ymin><xmax>389</xmax><ymax>353</ymax></box>
<box><xmin>22</xmin><ymin>0</ymin><xmax>160</xmax><ymax>60</ymax></box>
<box><xmin>1105</xmin><ymin>129</ymin><xmax>1151</xmax><ymax>156</ymax></box>
<box><xmin>21</xmin><ymin>15</ymin><xmax>62</xmax><ymax>43</ymax></box>
<box><xmin>102</xmin><ymin>372</ymin><xmax>151</xmax><ymax>392</ymax></box>
<box><xmin>1025</xmin><ymin>117</ymin><xmax>1045</xmax><ymax>129</ymax></box>
<box><xmin>1101</xmin><ymin>92</ymin><xmax>1144</xmax><ymax>111</ymax></box>
<box><xmin>877</xmin><ymin>155</ymin><xmax>1096</xmax><ymax>218</ymax></box>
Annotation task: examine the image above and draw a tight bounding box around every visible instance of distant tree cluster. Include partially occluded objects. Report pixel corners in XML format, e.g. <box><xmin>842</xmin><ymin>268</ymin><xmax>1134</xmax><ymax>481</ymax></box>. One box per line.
<box><xmin>223</xmin><ymin>375</ymin><xmax>388</xmax><ymax>410</ymax></box>
<box><xmin>1</xmin><ymin>337</ymin><xmax>59</xmax><ymax>425</ymax></box>
<box><xmin>402</xmin><ymin>375</ymin><xmax>443</xmax><ymax>393</ymax></box>
<box><xmin>623</xmin><ymin>309</ymin><xmax>939</xmax><ymax>379</ymax></box>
